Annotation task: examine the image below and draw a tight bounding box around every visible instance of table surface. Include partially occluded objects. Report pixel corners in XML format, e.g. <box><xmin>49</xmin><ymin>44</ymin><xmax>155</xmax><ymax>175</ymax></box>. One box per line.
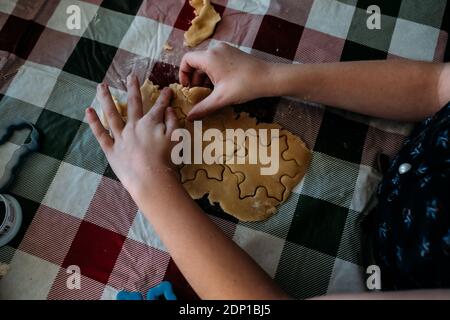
<box><xmin>0</xmin><ymin>0</ymin><xmax>448</xmax><ymax>299</ymax></box>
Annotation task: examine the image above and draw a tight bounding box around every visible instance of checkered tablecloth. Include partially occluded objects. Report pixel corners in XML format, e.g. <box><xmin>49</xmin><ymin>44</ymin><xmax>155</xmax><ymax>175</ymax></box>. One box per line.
<box><xmin>0</xmin><ymin>0</ymin><xmax>448</xmax><ymax>300</ymax></box>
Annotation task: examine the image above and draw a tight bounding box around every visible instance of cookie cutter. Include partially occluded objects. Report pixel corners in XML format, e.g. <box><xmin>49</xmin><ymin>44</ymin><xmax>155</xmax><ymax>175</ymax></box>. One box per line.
<box><xmin>116</xmin><ymin>281</ymin><xmax>177</xmax><ymax>300</ymax></box>
<box><xmin>0</xmin><ymin>120</ymin><xmax>40</xmax><ymax>247</ymax></box>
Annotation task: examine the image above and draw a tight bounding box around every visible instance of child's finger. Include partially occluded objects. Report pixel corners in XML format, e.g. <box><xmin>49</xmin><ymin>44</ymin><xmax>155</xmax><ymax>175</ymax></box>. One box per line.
<box><xmin>165</xmin><ymin>107</ymin><xmax>178</xmax><ymax>137</ymax></box>
<box><xmin>146</xmin><ymin>87</ymin><xmax>172</xmax><ymax>124</ymax></box>
<box><xmin>187</xmin><ymin>89</ymin><xmax>224</xmax><ymax>121</ymax></box>
<box><xmin>179</xmin><ymin>51</ymin><xmax>207</xmax><ymax>87</ymax></box>
<box><xmin>126</xmin><ymin>74</ymin><xmax>144</xmax><ymax>122</ymax></box>
<box><xmin>97</xmin><ymin>83</ymin><xmax>124</xmax><ymax>135</ymax></box>
<box><xmin>85</xmin><ymin>107</ymin><xmax>113</xmax><ymax>152</ymax></box>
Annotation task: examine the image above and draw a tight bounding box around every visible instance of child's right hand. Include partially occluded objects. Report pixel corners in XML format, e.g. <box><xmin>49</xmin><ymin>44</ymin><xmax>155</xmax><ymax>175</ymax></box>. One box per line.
<box><xmin>179</xmin><ymin>43</ymin><xmax>274</xmax><ymax>121</ymax></box>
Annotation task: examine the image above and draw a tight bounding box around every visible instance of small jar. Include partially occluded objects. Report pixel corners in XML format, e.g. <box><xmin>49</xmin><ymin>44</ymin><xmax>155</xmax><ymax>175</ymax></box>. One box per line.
<box><xmin>0</xmin><ymin>194</ymin><xmax>22</xmax><ymax>247</ymax></box>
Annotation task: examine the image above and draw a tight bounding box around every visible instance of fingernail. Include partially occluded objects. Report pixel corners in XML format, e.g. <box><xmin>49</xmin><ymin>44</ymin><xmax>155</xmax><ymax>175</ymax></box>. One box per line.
<box><xmin>99</xmin><ymin>82</ymin><xmax>108</xmax><ymax>92</ymax></box>
<box><xmin>162</xmin><ymin>87</ymin><xmax>171</xmax><ymax>95</ymax></box>
<box><xmin>85</xmin><ymin>107</ymin><xmax>93</xmax><ymax>117</ymax></box>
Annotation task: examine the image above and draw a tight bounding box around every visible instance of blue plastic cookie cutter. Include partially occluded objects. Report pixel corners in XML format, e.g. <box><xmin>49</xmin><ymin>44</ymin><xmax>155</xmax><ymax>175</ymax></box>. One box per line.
<box><xmin>116</xmin><ymin>291</ymin><xmax>144</xmax><ymax>300</ymax></box>
<box><xmin>0</xmin><ymin>120</ymin><xmax>40</xmax><ymax>247</ymax></box>
<box><xmin>116</xmin><ymin>281</ymin><xmax>177</xmax><ymax>300</ymax></box>
<box><xmin>0</xmin><ymin>119</ymin><xmax>40</xmax><ymax>193</ymax></box>
<box><xmin>146</xmin><ymin>281</ymin><xmax>177</xmax><ymax>300</ymax></box>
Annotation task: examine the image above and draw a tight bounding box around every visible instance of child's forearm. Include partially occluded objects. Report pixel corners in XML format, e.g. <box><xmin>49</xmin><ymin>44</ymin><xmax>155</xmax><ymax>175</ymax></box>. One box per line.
<box><xmin>133</xmin><ymin>171</ymin><xmax>289</xmax><ymax>300</ymax></box>
<box><xmin>267</xmin><ymin>60</ymin><xmax>450</xmax><ymax>121</ymax></box>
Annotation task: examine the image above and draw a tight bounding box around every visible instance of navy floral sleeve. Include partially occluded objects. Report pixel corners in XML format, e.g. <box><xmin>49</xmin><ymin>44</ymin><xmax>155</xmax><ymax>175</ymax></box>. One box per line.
<box><xmin>372</xmin><ymin>103</ymin><xmax>450</xmax><ymax>290</ymax></box>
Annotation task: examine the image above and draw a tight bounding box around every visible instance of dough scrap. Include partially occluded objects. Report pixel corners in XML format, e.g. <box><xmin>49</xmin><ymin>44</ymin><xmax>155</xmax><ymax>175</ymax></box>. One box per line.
<box><xmin>101</xmin><ymin>79</ymin><xmax>160</xmax><ymax>129</ymax></box>
<box><xmin>163</xmin><ymin>43</ymin><xmax>174</xmax><ymax>51</ymax></box>
<box><xmin>0</xmin><ymin>263</ymin><xmax>9</xmax><ymax>277</ymax></box>
<box><xmin>184</xmin><ymin>0</ymin><xmax>221</xmax><ymax>47</ymax></box>
<box><xmin>103</xmin><ymin>80</ymin><xmax>312</xmax><ymax>221</ymax></box>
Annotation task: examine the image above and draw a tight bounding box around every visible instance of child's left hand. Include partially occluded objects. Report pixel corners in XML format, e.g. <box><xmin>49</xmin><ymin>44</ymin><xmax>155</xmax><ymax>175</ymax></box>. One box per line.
<box><xmin>85</xmin><ymin>75</ymin><xmax>179</xmax><ymax>198</ymax></box>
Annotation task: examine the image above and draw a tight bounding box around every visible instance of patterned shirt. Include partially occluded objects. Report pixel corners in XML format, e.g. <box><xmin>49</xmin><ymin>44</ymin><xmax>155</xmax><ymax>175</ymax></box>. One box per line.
<box><xmin>373</xmin><ymin>103</ymin><xmax>450</xmax><ymax>290</ymax></box>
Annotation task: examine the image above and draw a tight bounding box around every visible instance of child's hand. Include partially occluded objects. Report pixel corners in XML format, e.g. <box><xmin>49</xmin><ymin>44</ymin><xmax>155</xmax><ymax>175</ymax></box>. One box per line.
<box><xmin>179</xmin><ymin>43</ymin><xmax>273</xmax><ymax>120</ymax></box>
<box><xmin>86</xmin><ymin>75</ymin><xmax>178</xmax><ymax>198</ymax></box>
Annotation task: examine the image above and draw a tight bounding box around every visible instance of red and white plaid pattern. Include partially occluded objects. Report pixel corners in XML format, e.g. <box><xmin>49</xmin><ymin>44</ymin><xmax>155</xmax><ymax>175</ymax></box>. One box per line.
<box><xmin>0</xmin><ymin>0</ymin><xmax>449</xmax><ymax>299</ymax></box>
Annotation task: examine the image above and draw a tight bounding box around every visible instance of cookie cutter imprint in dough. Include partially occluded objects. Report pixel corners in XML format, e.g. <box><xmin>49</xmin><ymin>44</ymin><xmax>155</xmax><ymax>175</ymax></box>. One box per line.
<box><xmin>101</xmin><ymin>80</ymin><xmax>312</xmax><ymax>221</ymax></box>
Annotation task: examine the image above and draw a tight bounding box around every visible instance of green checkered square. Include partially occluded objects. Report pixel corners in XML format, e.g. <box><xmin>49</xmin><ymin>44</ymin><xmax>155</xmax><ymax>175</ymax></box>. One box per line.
<box><xmin>306</xmin><ymin>0</ymin><xmax>356</xmax><ymax>40</ymax></box>
<box><xmin>398</xmin><ymin>0</ymin><xmax>447</xmax><ymax>29</ymax></box>
<box><xmin>63</xmin><ymin>123</ymin><xmax>109</xmax><ymax>175</ymax></box>
<box><xmin>336</xmin><ymin>209</ymin><xmax>364</xmax><ymax>265</ymax></box>
<box><xmin>45</xmin><ymin>71</ymin><xmax>97</xmax><ymax>121</ymax></box>
<box><xmin>275</xmin><ymin>242</ymin><xmax>335</xmax><ymax>299</ymax></box>
<box><xmin>0</xmin><ymin>245</ymin><xmax>15</xmax><ymax>265</ymax></box>
<box><xmin>347</xmin><ymin>7</ymin><xmax>397</xmax><ymax>52</ymax></box>
<box><xmin>9</xmin><ymin>153</ymin><xmax>61</xmax><ymax>203</ymax></box>
<box><xmin>300</xmin><ymin>152</ymin><xmax>360</xmax><ymax>209</ymax></box>
<box><xmin>83</xmin><ymin>6</ymin><xmax>135</xmax><ymax>48</ymax></box>
<box><xmin>389</xmin><ymin>18</ymin><xmax>440</xmax><ymax>61</ymax></box>
<box><xmin>336</xmin><ymin>0</ymin><xmax>358</xmax><ymax>6</ymax></box>
<box><xmin>0</xmin><ymin>96</ymin><xmax>43</xmax><ymax>144</ymax></box>
<box><xmin>287</xmin><ymin>195</ymin><xmax>348</xmax><ymax>257</ymax></box>
<box><xmin>35</xmin><ymin>109</ymin><xmax>82</xmax><ymax>161</ymax></box>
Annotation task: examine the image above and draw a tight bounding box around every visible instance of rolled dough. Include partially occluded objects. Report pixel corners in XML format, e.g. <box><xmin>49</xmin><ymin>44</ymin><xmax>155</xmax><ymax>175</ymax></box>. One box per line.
<box><xmin>102</xmin><ymin>80</ymin><xmax>312</xmax><ymax>221</ymax></box>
